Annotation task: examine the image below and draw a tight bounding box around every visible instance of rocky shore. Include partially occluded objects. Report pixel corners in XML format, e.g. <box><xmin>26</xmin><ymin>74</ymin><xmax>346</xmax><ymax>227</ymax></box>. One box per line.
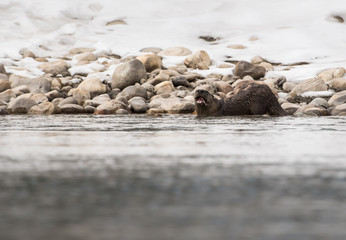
<box><xmin>0</xmin><ymin>46</ymin><xmax>346</xmax><ymax>116</ymax></box>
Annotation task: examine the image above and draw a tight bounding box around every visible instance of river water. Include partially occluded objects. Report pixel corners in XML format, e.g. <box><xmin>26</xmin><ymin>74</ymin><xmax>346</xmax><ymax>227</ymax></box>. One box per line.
<box><xmin>1</xmin><ymin>114</ymin><xmax>346</xmax><ymax>240</ymax></box>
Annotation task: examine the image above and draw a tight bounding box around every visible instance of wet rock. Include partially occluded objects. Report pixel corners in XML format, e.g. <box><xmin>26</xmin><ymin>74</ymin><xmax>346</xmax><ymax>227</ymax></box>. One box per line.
<box><xmin>287</xmin><ymin>77</ymin><xmax>327</xmax><ymax>101</ymax></box>
<box><xmin>77</xmin><ymin>52</ymin><xmax>97</xmax><ymax>62</ymax></box>
<box><xmin>58</xmin><ymin>97</ymin><xmax>78</xmax><ymax>108</ymax></box>
<box><xmin>282</xmin><ymin>81</ymin><xmax>296</xmax><ymax>93</ymax></box>
<box><xmin>331</xmin><ymin>103</ymin><xmax>346</xmax><ymax>116</ymax></box>
<box><xmin>0</xmin><ymin>106</ymin><xmax>8</xmax><ymax>115</ymax></box>
<box><xmin>31</xmin><ymin>93</ymin><xmax>49</xmax><ymax>104</ymax></box>
<box><xmin>281</xmin><ymin>102</ymin><xmax>300</xmax><ymax>115</ymax></box>
<box><xmin>318</xmin><ymin>67</ymin><xmax>345</xmax><ymax>82</ymax></box>
<box><xmin>233</xmin><ymin>61</ymin><xmax>266</xmax><ymax>79</ymax></box>
<box><xmin>328</xmin><ymin>90</ymin><xmax>346</xmax><ymax>106</ymax></box>
<box><xmin>328</xmin><ymin>78</ymin><xmax>346</xmax><ymax>91</ymax></box>
<box><xmin>158</xmin><ymin>47</ymin><xmax>192</xmax><ymax>56</ymax></box>
<box><xmin>154</xmin><ymin>81</ymin><xmax>175</xmax><ymax>95</ymax></box>
<box><xmin>0</xmin><ymin>89</ymin><xmax>16</xmax><ymax>102</ymax></box>
<box><xmin>146</xmin><ymin>108</ymin><xmax>165</xmax><ymax>115</ymax></box>
<box><xmin>69</xmin><ymin>47</ymin><xmax>96</xmax><ymax>55</ymax></box>
<box><xmin>304</xmin><ymin>107</ymin><xmax>330</xmax><ymax>116</ymax></box>
<box><xmin>119</xmin><ymin>84</ymin><xmax>148</xmax><ymax>100</ymax></box>
<box><xmin>129</xmin><ymin>97</ymin><xmax>148</xmax><ymax>113</ymax></box>
<box><xmin>77</xmin><ymin>78</ymin><xmax>107</xmax><ymax>97</ymax></box>
<box><xmin>60</xmin><ymin>104</ymin><xmax>85</xmax><ymax>114</ymax></box>
<box><xmin>7</xmin><ymin>97</ymin><xmax>37</xmax><ymax>114</ymax></box>
<box><xmin>94</xmin><ymin>100</ymin><xmax>129</xmax><ymax>114</ymax></box>
<box><xmin>149</xmin><ymin>95</ymin><xmax>195</xmax><ymax>114</ymax></box>
<box><xmin>0</xmin><ymin>64</ymin><xmax>7</xmax><ymax>75</ymax></box>
<box><xmin>84</xmin><ymin>105</ymin><xmax>95</xmax><ymax>114</ymax></box>
<box><xmin>136</xmin><ymin>54</ymin><xmax>162</xmax><ymax>72</ymax></box>
<box><xmin>184</xmin><ymin>50</ymin><xmax>211</xmax><ymax>70</ymax></box>
<box><xmin>140</xmin><ymin>47</ymin><xmax>163</xmax><ymax>54</ymax></box>
<box><xmin>38</xmin><ymin>60</ymin><xmax>70</xmax><ymax>76</ymax></box>
<box><xmin>171</xmin><ymin>76</ymin><xmax>191</xmax><ymax>88</ymax></box>
<box><xmin>213</xmin><ymin>81</ymin><xmax>233</xmax><ymax>94</ymax></box>
<box><xmin>84</xmin><ymin>94</ymin><xmax>112</xmax><ymax>107</ymax></box>
<box><xmin>28</xmin><ymin>102</ymin><xmax>56</xmax><ymax>115</ymax></box>
<box><xmin>111</xmin><ymin>59</ymin><xmax>147</xmax><ymax>90</ymax></box>
<box><xmin>68</xmin><ymin>88</ymin><xmax>91</xmax><ymax>105</ymax></box>
<box><xmin>0</xmin><ymin>79</ymin><xmax>11</xmax><ymax>92</ymax></box>
<box><xmin>45</xmin><ymin>90</ymin><xmax>62</xmax><ymax>101</ymax></box>
<box><xmin>10</xmin><ymin>76</ymin><xmax>51</xmax><ymax>94</ymax></box>
<box><xmin>309</xmin><ymin>98</ymin><xmax>329</xmax><ymax>109</ymax></box>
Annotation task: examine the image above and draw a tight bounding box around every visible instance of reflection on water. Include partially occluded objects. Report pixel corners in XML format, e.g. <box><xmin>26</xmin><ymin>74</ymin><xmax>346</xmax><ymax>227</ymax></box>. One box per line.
<box><xmin>1</xmin><ymin>115</ymin><xmax>346</xmax><ymax>240</ymax></box>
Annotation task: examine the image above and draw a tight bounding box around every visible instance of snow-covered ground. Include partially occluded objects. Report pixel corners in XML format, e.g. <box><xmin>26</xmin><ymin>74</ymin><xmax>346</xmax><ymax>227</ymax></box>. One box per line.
<box><xmin>0</xmin><ymin>0</ymin><xmax>346</xmax><ymax>81</ymax></box>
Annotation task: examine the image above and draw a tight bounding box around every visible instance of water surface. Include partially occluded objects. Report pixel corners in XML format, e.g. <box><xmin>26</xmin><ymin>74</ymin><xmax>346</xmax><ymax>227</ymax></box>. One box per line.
<box><xmin>1</xmin><ymin>115</ymin><xmax>346</xmax><ymax>240</ymax></box>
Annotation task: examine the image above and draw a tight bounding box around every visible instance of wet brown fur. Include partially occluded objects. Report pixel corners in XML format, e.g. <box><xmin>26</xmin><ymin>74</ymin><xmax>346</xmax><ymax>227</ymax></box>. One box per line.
<box><xmin>194</xmin><ymin>82</ymin><xmax>288</xmax><ymax>117</ymax></box>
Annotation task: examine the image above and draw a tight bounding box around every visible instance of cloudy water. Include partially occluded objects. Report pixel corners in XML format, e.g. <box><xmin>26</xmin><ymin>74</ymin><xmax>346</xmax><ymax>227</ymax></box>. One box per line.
<box><xmin>1</xmin><ymin>115</ymin><xmax>346</xmax><ymax>240</ymax></box>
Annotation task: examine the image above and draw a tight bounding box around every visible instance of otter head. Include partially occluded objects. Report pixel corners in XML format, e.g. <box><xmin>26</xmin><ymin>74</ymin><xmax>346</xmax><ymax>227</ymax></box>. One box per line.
<box><xmin>194</xmin><ymin>89</ymin><xmax>221</xmax><ymax>117</ymax></box>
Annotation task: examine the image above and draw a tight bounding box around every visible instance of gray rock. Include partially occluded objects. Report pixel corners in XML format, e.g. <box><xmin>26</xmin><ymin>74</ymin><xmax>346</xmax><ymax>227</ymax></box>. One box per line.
<box><xmin>233</xmin><ymin>61</ymin><xmax>266</xmax><ymax>79</ymax></box>
<box><xmin>149</xmin><ymin>95</ymin><xmax>195</xmax><ymax>114</ymax></box>
<box><xmin>119</xmin><ymin>84</ymin><xmax>148</xmax><ymax>100</ymax></box>
<box><xmin>7</xmin><ymin>97</ymin><xmax>37</xmax><ymax>114</ymax></box>
<box><xmin>84</xmin><ymin>105</ymin><xmax>95</xmax><ymax>114</ymax></box>
<box><xmin>45</xmin><ymin>90</ymin><xmax>62</xmax><ymax>101</ymax></box>
<box><xmin>77</xmin><ymin>78</ymin><xmax>107</xmax><ymax>98</ymax></box>
<box><xmin>171</xmin><ymin>76</ymin><xmax>191</xmax><ymax>88</ymax></box>
<box><xmin>94</xmin><ymin>100</ymin><xmax>129</xmax><ymax>114</ymax></box>
<box><xmin>213</xmin><ymin>81</ymin><xmax>233</xmax><ymax>94</ymax></box>
<box><xmin>282</xmin><ymin>82</ymin><xmax>297</xmax><ymax>93</ymax></box>
<box><xmin>287</xmin><ymin>77</ymin><xmax>328</xmax><ymax>101</ymax></box>
<box><xmin>58</xmin><ymin>97</ymin><xmax>78</xmax><ymax>107</ymax></box>
<box><xmin>68</xmin><ymin>88</ymin><xmax>91</xmax><ymax>105</ymax></box>
<box><xmin>129</xmin><ymin>97</ymin><xmax>147</xmax><ymax>113</ymax></box>
<box><xmin>0</xmin><ymin>79</ymin><xmax>11</xmax><ymax>92</ymax></box>
<box><xmin>111</xmin><ymin>59</ymin><xmax>147</xmax><ymax>90</ymax></box>
<box><xmin>331</xmin><ymin>103</ymin><xmax>346</xmax><ymax>116</ymax></box>
<box><xmin>28</xmin><ymin>102</ymin><xmax>56</xmax><ymax>115</ymax></box>
<box><xmin>281</xmin><ymin>102</ymin><xmax>300</xmax><ymax>115</ymax></box>
<box><xmin>0</xmin><ymin>106</ymin><xmax>8</xmax><ymax>115</ymax></box>
<box><xmin>328</xmin><ymin>90</ymin><xmax>346</xmax><ymax>106</ymax></box>
<box><xmin>60</xmin><ymin>104</ymin><xmax>85</xmax><ymax>114</ymax></box>
<box><xmin>11</xmin><ymin>76</ymin><xmax>51</xmax><ymax>94</ymax></box>
<box><xmin>309</xmin><ymin>98</ymin><xmax>329</xmax><ymax>109</ymax></box>
<box><xmin>0</xmin><ymin>64</ymin><xmax>7</xmax><ymax>75</ymax></box>
<box><xmin>154</xmin><ymin>81</ymin><xmax>175</xmax><ymax>95</ymax></box>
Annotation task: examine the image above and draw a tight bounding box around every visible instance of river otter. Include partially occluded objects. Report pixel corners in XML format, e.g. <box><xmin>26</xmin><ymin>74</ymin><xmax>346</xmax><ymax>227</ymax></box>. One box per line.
<box><xmin>194</xmin><ymin>81</ymin><xmax>288</xmax><ymax>117</ymax></box>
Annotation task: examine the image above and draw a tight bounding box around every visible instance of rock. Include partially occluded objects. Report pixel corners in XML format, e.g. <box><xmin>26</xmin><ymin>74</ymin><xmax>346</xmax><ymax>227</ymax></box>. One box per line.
<box><xmin>94</xmin><ymin>100</ymin><xmax>129</xmax><ymax>114</ymax></box>
<box><xmin>309</xmin><ymin>98</ymin><xmax>329</xmax><ymax>109</ymax></box>
<box><xmin>154</xmin><ymin>81</ymin><xmax>175</xmax><ymax>95</ymax></box>
<box><xmin>318</xmin><ymin>67</ymin><xmax>345</xmax><ymax>82</ymax></box>
<box><xmin>60</xmin><ymin>104</ymin><xmax>85</xmax><ymax>114</ymax></box>
<box><xmin>283</xmin><ymin>81</ymin><xmax>296</xmax><ymax>93</ymax></box>
<box><xmin>184</xmin><ymin>50</ymin><xmax>211</xmax><ymax>70</ymax></box>
<box><xmin>12</xmin><ymin>85</ymin><xmax>30</xmax><ymax>96</ymax></box>
<box><xmin>0</xmin><ymin>106</ymin><xmax>8</xmax><ymax>115</ymax></box>
<box><xmin>227</xmin><ymin>44</ymin><xmax>246</xmax><ymax>49</ymax></box>
<box><xmin>233</xmin><ymin>61</ymin><xmax>266</xmax><ymax>79</ymax></box>
<box><xmin>281</xmin><ymin>102</ymin><xmax>300</xmax><ymax>115</ymax></box>
<box><xmin>84</xmin><ymin>105</ymin><xmax>95</xmax><ymax>114</ymax></box>
<box><xmin>331</xmin><ymin>103</ymin><xmax>346</xmax><ymax>116</ymax></box>
<box><xmin>140</xmin><ymin>47</ymin><xmax>163</xmax><ymax>54</ymax></box>
<box><xmin>328</xmin><ymin>78</ymin><xmax>346</xmax><ymax>91</ymax></box>
<box><xmin>0</xmin><ymin>89</ymin><xmax>16</xmax><ymax>102</ymax></box>
<box><xmin>251</xmin><ymin>56</ymin><xmax>266</xmax><ymax>65</ymax></box>
<box><xmin>51</xmin><ymin>78</ymin><xmax>62</xmax><ymax>89</ymax></box>
<box><xmin>19</xmin><ymin>49</ymin><xmax>36</xmax><ymax>58</ymax></box>
<box><xmin>0</xmin><ymin>64</ymin><xmax>7</xmax><ymax>75</ymax></box>
<box><xmin>116</xmin><ymin>109</ymin><xmax>129</xmax><ymax>114</ymax></box>
<box><xmin>31</xmin><ymin>93</ymin><xmax>49</xmax><ymax>104</ymax></box>
<box><xmin>28</xmin><ymin>102</ymin><xmax>56</xmax><ymax>115</ymax></box>
<box><xmin>119</xmin><ymin>84</ymin><xmax>148</xmax><ymax>100</ymax></box>
<box><xmin>303</xmin><ymin>107</ymin><xmax>330</xmax><ymax>116</ymax></box>
<box><xmin>195</xmin><ymin>84</ymin><xmax>215</xmax><ymax>94</ymax></box>
<box><xmin>69</xmin><ymin>47</ymin><xmax>96</xmax><ymax>55</ymax></box>
<box><xmin>259</xmin><ymin>62</ymin><xmax>274</xmax><ymax>71</ymax></box>
<box><xmin>158</xmin><ymin>47</ymin><xmax>192</xmax><ymax>56</ymax></box>
<box><xmin>84</xmin><ymin>94</ymin><xmax>112</xmax><ymax>107</ymax></box>
<box><xmin>171</xmin><ymin>76</ymin><xmax>191</xmax><ymax>88</ymax></box>
<box><xmin>129</xmin><ymin>97</ymin><xmax>148</xmax><ymax>113</ymax></box>
<box><xmin>7</xmin><ymin>97</ymin><xmax>37</xmax><ymax>113</ymax></box>
<box><xmin>213</xmin><ymin>81</ymin><xmax>233</xmax><ymax>94</ymax></box>
<box><xmin>77</xmin><ymin>52</ymin><xmax>97</xmax><ymax>62</ymax></box>
<box><xmin>146</xmin><ymin>108</ymin><xmax>165</xmax><ymax>115</ymax></box>
<box><xmin>77</xmin><ymin>78</ymin><xmax>107</xmax><ymax>97</ymax></box>
<box><xmin>58</xmin><ymin>97</ymin><xmax>78</xmax><ymax>107</ymax></box>
<box><xmin>45</xmin><ymin>90</ymin><xmax>62</xmax><ymax>101</ymax></box>
<box><xmin>38</xmin><ymin>60</ymin><xmax>70</xmax><ymax>76</ymax></box>
<box><xmin>11</xmin><ymin>76</ymin><xmax>52</xmax><ymax>94</ymax></box>
<box><xmin>0</xmin><ymin>73</ymin><xmax>8</xmax><ymax>81</ymax></box>
<box><xmin>148</xmin><ymin>72</ymin><xmax>170</xmax><ymax>85</ymax></box>
<box><xmin>111</xmin><ymin>59</ymin><xmax>147</xmax><ymax>90</ymax></box>
<box><xmin>288</xmin><ymin>77</ymin><xmax>328</xmax><ymax>100</ymax></box>
<box><xmin>149</xmin><ymin>95</ymin><xmax>195</xmax><ymax>114</ymax></box>
<box><xmin>328</xmin><ymin>90</ymin><xmax>346</xmax><ymax>106</ymax></box>
<box><xmin>68</xmin><ymin>88</ymin><xmax>91</xmax><ymax>105</ymax></box>
<box><xmin>0</xmin><ymin>79</ymin><xmax>11</xmax><ymax>92</ymax></box>
<box><xmin>136</xmin><ymin>54</ymin><xmax>162</xmax><ymax>72</ymax></box>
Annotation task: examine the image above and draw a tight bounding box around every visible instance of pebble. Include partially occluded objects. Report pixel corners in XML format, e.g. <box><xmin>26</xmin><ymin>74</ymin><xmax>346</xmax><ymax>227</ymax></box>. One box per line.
<box><xmin>184</xmin><ymin>50</ymin><xmax>211</xmax><ymax>70</ymax></box>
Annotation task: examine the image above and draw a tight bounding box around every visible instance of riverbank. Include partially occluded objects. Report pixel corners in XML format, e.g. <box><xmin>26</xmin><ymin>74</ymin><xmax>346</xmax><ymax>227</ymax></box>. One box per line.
<box><xmin>0</xmin><ymin>47</ymin><xmax>345</xmax><ymax>116</ymax></box>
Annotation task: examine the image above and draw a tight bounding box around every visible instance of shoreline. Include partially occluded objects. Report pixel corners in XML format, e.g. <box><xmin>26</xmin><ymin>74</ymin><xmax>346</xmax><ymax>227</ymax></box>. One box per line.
<box><xmin>1</xmin><ymin>46</ymin><xmax>346</xmax><ymax>117</ymax></box>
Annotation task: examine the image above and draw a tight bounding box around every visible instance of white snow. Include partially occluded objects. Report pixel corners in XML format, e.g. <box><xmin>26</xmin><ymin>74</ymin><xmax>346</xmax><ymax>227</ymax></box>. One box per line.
<box><xmin>0</xmin><ymin>0</ymin><xmax>346</xmax><ymax>81</ymax></box>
